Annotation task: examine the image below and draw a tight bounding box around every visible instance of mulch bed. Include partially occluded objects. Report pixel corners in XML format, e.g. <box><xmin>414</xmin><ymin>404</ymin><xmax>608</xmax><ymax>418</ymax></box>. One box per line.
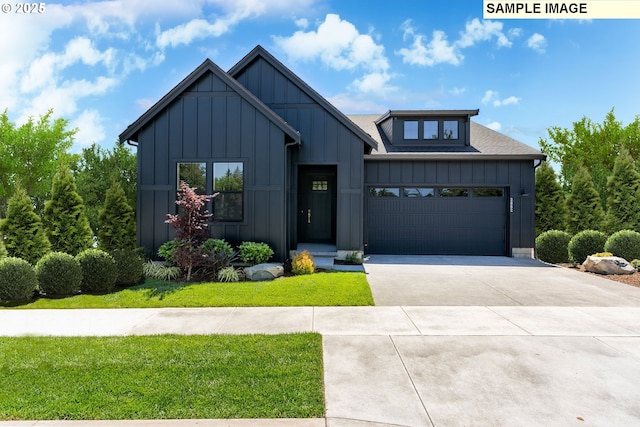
<box><xmin>560</xmin><ymin>264</ymin><xmax>640</xmax><ymax>288</ymax></box>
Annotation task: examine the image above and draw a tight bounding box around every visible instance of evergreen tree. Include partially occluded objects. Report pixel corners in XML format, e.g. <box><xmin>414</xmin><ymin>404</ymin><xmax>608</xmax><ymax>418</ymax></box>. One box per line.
<box><xmin>565</xmin><ymin>166</ymin><xmax>605</xmax><ymax>234</ymax></box>
<box><xmin>535</xmin><ymin>162</ymin><xmax>567</xmax><ymax>236</ymax></box>
<box><xmin>604</xmin><ymin>148</ymin><xmax>640</xmax><ymax>233</ymax></box>
<box><xmin>0</xmin><ymin>186</ymin><xmax>51</xmax><ymax>264</ymax></box>
<box><xmin>98</xmin><ymin>180</ymin><xmax>136</xmax><ymax>251</ymax></box>
<box><xmin>44</xmin><ymin>164</ymin><xmax>93</xmax><ymax>255</ymax></box>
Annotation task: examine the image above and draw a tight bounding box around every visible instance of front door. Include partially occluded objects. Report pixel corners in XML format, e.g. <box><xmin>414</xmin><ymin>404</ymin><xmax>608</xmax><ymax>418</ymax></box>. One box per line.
<box><xmin>298</xmin><ymin>167</ymin><xmax>336</xmax><ymax>243</ymax></box>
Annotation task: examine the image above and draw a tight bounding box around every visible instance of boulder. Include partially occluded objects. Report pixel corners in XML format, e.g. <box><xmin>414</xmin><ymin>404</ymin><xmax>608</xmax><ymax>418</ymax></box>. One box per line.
<box><xmin>243</xmin><ymin>263</ymin><xmax>284</xmax><ymax>281</ymax></box>
<box><xmin>582</xmin><ymin>256</ymin><xmax>635</xmax><ymax>275</ymax></box>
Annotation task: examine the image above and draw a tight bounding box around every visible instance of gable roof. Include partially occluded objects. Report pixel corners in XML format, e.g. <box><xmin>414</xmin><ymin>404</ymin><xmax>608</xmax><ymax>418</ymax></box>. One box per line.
<box><xmin>228</xmin><ymin>45</ymin><xmax>378</xmax><ymax>152</ymax></box>
<box><xmin>119</xmin><ymin>58</ymin><xmax>300</xmax><ymax>145</ymax></box>
<box><xmin>348</xmin><ymin>114</ymin><xmax>546</xmax><ymax>161</ymax></box>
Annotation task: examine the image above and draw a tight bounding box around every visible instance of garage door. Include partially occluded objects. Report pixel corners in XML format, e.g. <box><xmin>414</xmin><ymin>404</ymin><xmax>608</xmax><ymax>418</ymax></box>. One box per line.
<box><xmin>366</xmin><ymin>187</ymin><xmax>507</xmax><ymax>255</ymax></box>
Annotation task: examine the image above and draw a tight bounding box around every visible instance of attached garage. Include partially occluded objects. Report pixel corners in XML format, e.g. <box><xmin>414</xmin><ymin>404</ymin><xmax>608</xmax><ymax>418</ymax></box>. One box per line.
<box><xmin>366</xmin><ymin>186</ymin><xmax>507</xmax><ymax>255</ymax></box>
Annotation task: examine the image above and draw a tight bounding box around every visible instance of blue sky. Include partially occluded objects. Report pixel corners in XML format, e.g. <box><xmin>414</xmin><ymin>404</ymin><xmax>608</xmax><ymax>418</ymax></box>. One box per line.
<box><xmin>1</xmin><ymin>0</ymin><xmax>639</xmax><ymax>153</ymax></box>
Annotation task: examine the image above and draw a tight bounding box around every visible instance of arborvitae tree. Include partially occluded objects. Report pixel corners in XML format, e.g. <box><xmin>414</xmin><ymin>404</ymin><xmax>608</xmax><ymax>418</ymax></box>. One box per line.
<box><xmin>604</xmin><ymin>148</ymin><xmax>640</xmax><ymax>233</ymax></box>
<box><xmin>0</xmin><ymin>186</ymin><xmax>51</xmax><ymax>264</ymax></box>
<box><xmin>0</xmin><ymin>240</ymin><xmax>6</xmax><ymax>259</ymax></box>
<box><xmin>98</xmin><ymin>180</ymin><xmax>136</xmax><ymax>251</ymax></box>
<box><xmin>565</xmin><ymin>166</ymin><xmax>605</xmax><ymax>235</ymax></box>
<box><xmin>44</xmin><ymin>164</ymin><xmax>93</xmax><ymax>255</ymax></box>
<box><xmin>535</xmin><ymin>162</ymin><xmax>567</xmax><ymax>236</ymax></box>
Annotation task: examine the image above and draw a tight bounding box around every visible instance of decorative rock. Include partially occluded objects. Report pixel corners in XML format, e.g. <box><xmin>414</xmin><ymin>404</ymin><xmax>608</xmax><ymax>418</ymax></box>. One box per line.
<box><xmin>243</xmin><ymin>263</ymin><xmax>284</xmax><ymax>281</ymax></box>
<box><xmin>582</xmin><ymin>256</ymin><xmax>635</xmax><ymax>275</ymax></box>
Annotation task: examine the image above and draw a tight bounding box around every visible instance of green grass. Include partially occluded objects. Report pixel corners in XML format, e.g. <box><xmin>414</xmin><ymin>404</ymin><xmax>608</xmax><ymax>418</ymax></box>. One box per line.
<box><xmin>0</xmin><ymin>333</ymin><xmax>324</xmax><ymax>420</ymax></box>
<box><xmin>8</xmin><ymin>272</ymin><xmax>373</xmax><ymax>309</ymax></box>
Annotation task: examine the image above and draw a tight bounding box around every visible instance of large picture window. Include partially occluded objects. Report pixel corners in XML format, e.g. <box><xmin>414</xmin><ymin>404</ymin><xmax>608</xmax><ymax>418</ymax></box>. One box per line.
<box><xmin>177</xmin><ymin>162</ymin><xmax>206</xmax><ymax>194</ymax></box>
<box><xmin>213</xmin><ymin>162</ymin><xmax>243</xmax><ymax>222</ymax></box>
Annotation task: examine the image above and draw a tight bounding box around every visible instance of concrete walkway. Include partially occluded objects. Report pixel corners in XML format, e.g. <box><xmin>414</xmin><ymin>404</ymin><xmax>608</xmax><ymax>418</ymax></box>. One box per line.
<box><xmin>2</xmin><ymin>256</ymin><xmax>640</xmax><ymax>426</ymax></box>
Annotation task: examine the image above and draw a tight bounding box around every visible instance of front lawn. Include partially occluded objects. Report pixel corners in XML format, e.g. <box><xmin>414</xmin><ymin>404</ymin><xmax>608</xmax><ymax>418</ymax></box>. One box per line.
<box><xmin>0</xmin><ymin>333</ymin><xmax>324</xmax><ymax>420</ymax></box>
<box><xmin>8</xmin><ymin>272</ymin><xmax>373</xmax><ymax>309</ymax></box>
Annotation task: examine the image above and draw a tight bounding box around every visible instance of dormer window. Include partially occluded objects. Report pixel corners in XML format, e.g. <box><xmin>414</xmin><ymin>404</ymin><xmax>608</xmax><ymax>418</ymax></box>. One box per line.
<box><xmin>443</xmin><ymin>120</ymin><xmax>459</xmax><ymax>140</ymax></box>
<box><xmin>423</xmin><ymin>121</ymin><xmax>438</xmax><ymax>139</ymax></box>
<box><xmin>404</xmin><ymin>121</ymin><xmax>419</xmax><ymax>139</ymax></box>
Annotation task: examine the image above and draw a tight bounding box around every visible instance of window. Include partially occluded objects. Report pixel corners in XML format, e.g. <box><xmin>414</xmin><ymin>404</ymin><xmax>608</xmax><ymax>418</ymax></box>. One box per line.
<box><xmin>473</xmin><ymin>188</ymin><xmax>504</xmax><ymax>197</ymax></box>
<box><xmin>404</xmin><ymin>121</ymin><xmax>419</xmax><ymax>140</ymax></box>
<box><xmin>177</xmin><ymin>162</ymin><xmax>206</xmax><ymax>194</ymax></box>
<box><xmin>403</xmin><ymin>188</ymin><xmax>435</xmax><ymax>198</ymax></box>
<box><xmin>312</xmin><ymin>180</ymin><xmax>328</xmax><ymax>191</ymax></box>
<box><xmin>443</xmin><ymin>120</ymin><xmax>459</xmax><ymax>139</ymax></box>
<box><xmin>370</xmin><ymin>187</ymin><xmax>400</xmax><ymax>197</ymax></box>
<box><xmin>213</xmin><ymin>162</ymin><xmax>243</xmax><ymax>222</ymax></box>
<box><xmin>423</xmin><ymin>121</ymin><xmax>438</xmax><ymax>139</ymax></box>
<box><xmin>439</xmin><ymin>188</ymin><xmax>468</xmax><ymax>197</ymax></box>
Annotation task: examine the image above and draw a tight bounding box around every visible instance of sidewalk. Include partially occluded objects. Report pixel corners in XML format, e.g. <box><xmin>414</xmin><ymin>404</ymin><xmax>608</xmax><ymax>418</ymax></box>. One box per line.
<box><xmin>2</xmin><ymin>306</ymin><xmax>640</xmax><ymax>426</ymax></box>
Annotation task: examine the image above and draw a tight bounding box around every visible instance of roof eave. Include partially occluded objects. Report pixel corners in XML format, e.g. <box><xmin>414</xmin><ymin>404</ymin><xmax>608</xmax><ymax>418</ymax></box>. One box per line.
<box><xmin>364</xmin><ymin>153</ymin><xmax>547</xmax><ymax>161</ymax></box>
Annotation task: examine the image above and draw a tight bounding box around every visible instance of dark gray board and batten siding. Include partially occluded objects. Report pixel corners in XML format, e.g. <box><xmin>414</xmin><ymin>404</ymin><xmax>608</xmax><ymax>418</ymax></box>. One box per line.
<box><xmin>132</xmin><ymin>70</ymin><xmax>292</xmax><ymax>259</ymax></box>
<box><xmin>232</xmin><ymin>54</ymin><xmax>370</xmax><ymax>253</ymax></box>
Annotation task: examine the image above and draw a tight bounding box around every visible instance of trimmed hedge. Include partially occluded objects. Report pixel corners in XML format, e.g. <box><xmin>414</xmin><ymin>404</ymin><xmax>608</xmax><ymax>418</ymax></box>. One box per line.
<box><xmin>110</xmin><ymin>249</ymin><xmax>144</xmax><ymax>286</ymax></box>
<box><xmin>567</xmin><ymin>230</ymin><xmax>608</xmax><ymax>265</ymax></box>
<box><xmin>35</xmin><ymin>252</ymin><xmax>82</xmax><ymax>296</ymax></box>
<box><xmin>76</xmin><ymin>249</ymin><xmax>118</xmax><ymax>294</ymax></box>
<box><xmin>536</xmin><ymin>230</ymin><xmax>571</xmax><ymax>264</ymax></box>
<box><xmin>0</xmin><ymin>257</ymin><xmax>38</xmax><ymax>302</ymax></box>
<box><xmin>604</xmin><ymin>230</ymin><xmax>640</xmax><ymax>262</ymax></box>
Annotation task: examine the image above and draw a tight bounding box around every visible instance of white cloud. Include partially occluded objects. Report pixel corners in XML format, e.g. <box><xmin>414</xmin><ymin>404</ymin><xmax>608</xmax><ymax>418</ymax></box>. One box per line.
<box><xmin>295</xmin><ymin>18</ymin><xmax>309</xmax><ymax>29</ymax></box>
<box><xmin>450</xmin><ymin>87</ymin><xmax>466</xmax><ymax>96</ymax></box>
<box><xmin>481</xmin><ymin>90</ymin><xmax>520</xmax><ymax>107</ymax></box>
<box><xmin>397</xmin><ymin>18</ymin><xmax>517</xmax><ymax>67</ymax></box>
<box><xmin>327</xmin><ymin>93</ymin><xmax>387</xmax><ymax>114</ymax></box>
<box><xmin>527</xmin><ymin>33</ymin><xmax>547</xmax><ymax>53</ymax></box>
<box><xmin>485</xmin><ymin>121</ymin><xmax>501</xmax><ymax>131</ymax></box>
<box><xmin>70</xmin><ymin>109</ymin><xmax>107</xmax><ymax>150</ymax></box>
<box><xmin>274</xmin><ymin>14</ymin><xmax>394</xmax><ymax>96</ymax></box>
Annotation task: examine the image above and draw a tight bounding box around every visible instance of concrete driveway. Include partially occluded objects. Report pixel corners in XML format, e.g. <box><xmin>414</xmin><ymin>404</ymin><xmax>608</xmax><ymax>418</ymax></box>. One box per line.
<box><xmin>364</xmin><ymin>255</ymin><xmax>640</xmax><ymax>306</ymax></box>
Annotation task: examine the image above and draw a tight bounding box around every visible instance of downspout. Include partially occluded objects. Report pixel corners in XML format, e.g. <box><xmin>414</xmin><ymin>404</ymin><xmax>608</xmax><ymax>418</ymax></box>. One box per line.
<box><xmin>283</xmin><ymin>132</ymin><xmax>301</xmax><ymax>261</ymax></box>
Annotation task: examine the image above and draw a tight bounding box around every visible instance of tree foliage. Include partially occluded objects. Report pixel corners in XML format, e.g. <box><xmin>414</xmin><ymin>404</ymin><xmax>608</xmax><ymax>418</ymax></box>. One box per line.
<box><xmin>539</xmin><ymin>108</ymin><xmax>640</xmax><ymax>203</ymax></box>
<box><xmin>165</xmin><ymin>181</ymin><xmax>214</xmax><ymax>281</ymax></box>
<box><xmin>44</xmin><ymin>164</ymin><xmax>93</xmax><ymax>255</ymax></box>
<box><xmin>98</xmin><ymin>180</ymin><xmax>136</xmax><ymax>251</ymax></box>
<box><xmin>603</xmin><ymin>148</ymin><xmax>640</xmax><ymax>233</ymax></box>
<box><xmin>0</xmin><ymin>109</ymin><xmax>76</xmax><ymax>216</ymax></box>
<box><xmin>535</xmin><ymin>162</ymin><xmax>567</xmax><ymax>236</ymax></box>
<box><xmin>73</xmin><ymin>142</ymin><xmax>136</xmax><ymax>234</ymax></box>
<box><xmin>0</xmin><ymin>186</ymin><xmax>51</xmax><ymax>264</ymax></box>
<box><xmin>565</xmin><ymin>166</ymin><xmax>604</xmax><ymax>234</ymax></box>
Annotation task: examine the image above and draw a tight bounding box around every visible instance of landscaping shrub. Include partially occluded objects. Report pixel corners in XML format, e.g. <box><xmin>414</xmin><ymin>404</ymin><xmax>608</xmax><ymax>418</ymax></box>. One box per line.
<box><xmin>238</xmin><ymin>241</ymin><xmax>273</xmax><ymax>265</ymax></box>
<box><xmin>592</xmin><ymin>252</ymin><xmax>613</xmax><ymax>257</ymax></box>
<box><xmin>604</xmin><ymin>230</ymin><xmax>640</xmax><ymax>262</ymax></box>
<box><xmin>143</xmin><ymin>261</ymin><xmax>181</xmax><ymax>281</ymax></box>
<box><xmin>98</xmin><ymin>180</ymin><xmax>136</xmax><ymax>251</ymax></box>
<box><xmin>631</xmin><ymin>259</ymin><xmax>640</xmax><ymax>272</ymax></box>
<box><xmin>35</xmin><ymin>252</ymin><xmax>82</xmax><ymax>296</ymax></box>
<box><xmin>535</xmin><ymin>230</ymin><xmax>571</xmax><ymax>264</ymax></box>
<box><xmin>217</xmin><ymin>266</ymin><xmax>241</xmax><ymax>282</ymax></box>
<box><xmin>201</xmin><ymin>238</ymin><xmax>234</xmax><ymax>257</ymax></box>
<box><xmin>567</xmin><ymin>230</ymin><xmax>608</xmax><ymax>264</ymax></box>
<box><xmin>110</xmin><ymin>249</ymin><xmax>144</xmax><ymax>286</ymax></box>
<box><xmin>158</xmin><ymin>239</ymin><xmax>178</xmax><ymax>264</ymax></box>
<box><xmin>0</xmin><ymin>240</ymin><xmax>6</xmax><ymax>260</ymax></box>
<box><xmin>0</xmin><ymin>257</ymin><xmax>38</xmax><ymax>302</ymax></box>
<box><xmin>76</xmin><ymin>249</ymin><xmax>118</xmax><ymax>294</ymax></box>
<box><xmin>291</xmin><ymin>250</ymin><xmax>315</xmax><ymax>275</ymax></box>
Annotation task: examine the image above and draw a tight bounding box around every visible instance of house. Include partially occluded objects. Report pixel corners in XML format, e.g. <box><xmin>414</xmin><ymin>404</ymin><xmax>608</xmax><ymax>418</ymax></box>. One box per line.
<box><xmin>119</xmin><ymin>45</ymin><xmax>546</xmax><ymax>261</ymax></box>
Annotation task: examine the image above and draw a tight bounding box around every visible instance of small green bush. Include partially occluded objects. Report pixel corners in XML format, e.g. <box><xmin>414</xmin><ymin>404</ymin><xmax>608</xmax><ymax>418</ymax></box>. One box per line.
<box><xmin>0</xmin><ymin>240</ymin><xmax>6</xmax><ymax>259</ymax></box>
<box><xmin>345</xmin><ymin>251</ymin><xmax>363</xmax><ymax>265</ymax></box>
<box><xmin>536</xmin><ymin>230</ymin><xmax>571</xmax><ymax>264</ymax></box>
<box><xmin>143</xmin><ymin>261</ymin><xmax>181</xmax><ymax>281</ymax></box>
<box><xmin>631</xmin><ymin>259</ymin><xmax>640</xmax><ymax>271</ymax></box>
<box><xmin>217</xmin><ymin>266</ymin><xmax>241</xmax><ymax>282</ymax></box>
<box><xmin>158</xmin><ymin>239</ymin><xmax>178</xmax><ymax>264</ymax></box>
<box><xmin>604</xmin><ymin>230</ymin><xmax>640</xmax><ymax>262</ymax></box>
<box><xmin>110</xmin><ymin>249</ymin><xmax>144</xmax><ymax>286</ymax></box>
<box><xmin>567</xmin><ymin>230</ymin><xmax>608</xmax><ymax>265</ymax></box>
<box><xmin>201</xmin><ymin>238</ymin><xmax>234</xmax><ymax>257</ymax></box>
<box><xmin>0</xmin><ymin>257</ymin><xmax>38</xmax><ymax>302</ymax></box>
<box><xmin>592</xmin><ymin>252</ymin><xmax>614</xmax><ymax>257</ymax></box>
<box><xmin>76</xmin><ymin>249</ymin><xmax>118</xmax><ymax>294</ymax></box>
<box><xmin>291</xmin><ymin>250</ymin><xmax>315</xmax><ymax>275</ymax></box>
<box><xmin>238</xmin><ymin>242</ymin><xmax>274</xmax><ymax>265</ymax></box>
<box><xmin>35</xmin><ymin>252</ymin><xmax>82</xmax><ymax>296</ymax></box>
